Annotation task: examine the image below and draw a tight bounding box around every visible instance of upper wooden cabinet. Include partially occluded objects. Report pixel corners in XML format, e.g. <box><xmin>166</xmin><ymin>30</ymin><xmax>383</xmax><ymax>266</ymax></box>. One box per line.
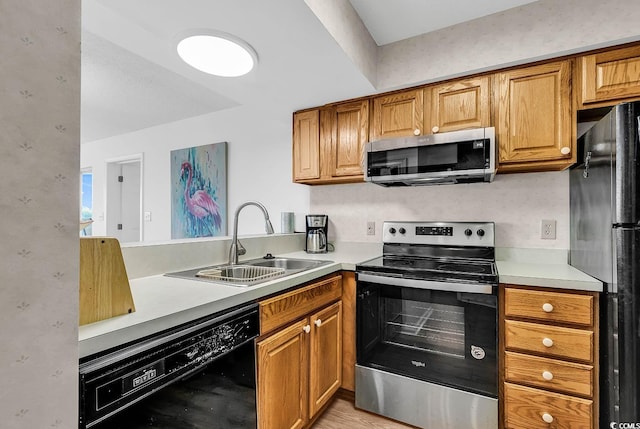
<box><xmin>579</xmin><ymin>44</ymin><xmax>640</xmax><ymax>107</ymax></box>
<box><xmin>293</xmin><ymin>101</ymin><xmax>368</xmax><ymax>185</ymax></box>
<box><xmin>326</xmin><ymin>100</ymin><xmax>369</xmax><ymax>178</ymax></box>
<box><xmin>494</xmin><ymin>60</ymin><xmax>574</xmax><ymax>173</ymax></box>
<box><xmin>292</xmin><ymin>110</ymin><xmax>320</xmax><ymax>181</ymax></box>
<box><xmin>426</xmin><ymin>76</ymin><xmax>491</xmax><ymax>134</ymax></box>
<box><xmin>370</xmin><ymin>88</ymin><xmax>424</xmax><ymax>141</ymax></box>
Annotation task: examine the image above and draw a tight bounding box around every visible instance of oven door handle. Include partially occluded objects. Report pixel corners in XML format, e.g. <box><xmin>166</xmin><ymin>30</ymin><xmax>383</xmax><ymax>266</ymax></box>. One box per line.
<box><xmin>357</xmin><ymin>273</ymin><xmax>495</xmax><ymax>294</ymax></box>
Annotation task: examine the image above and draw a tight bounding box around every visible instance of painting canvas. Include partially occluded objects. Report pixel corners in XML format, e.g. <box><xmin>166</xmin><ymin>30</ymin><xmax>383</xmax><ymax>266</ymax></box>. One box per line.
<box><xmin>171</xmin><ymin>142</ymin><xmax>227</xmax><ymax>238</ymax></box>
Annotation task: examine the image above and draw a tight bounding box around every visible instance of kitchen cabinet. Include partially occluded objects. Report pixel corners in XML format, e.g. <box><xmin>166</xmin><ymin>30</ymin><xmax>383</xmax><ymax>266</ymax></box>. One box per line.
<box><xmin>426</xmin><ymin>76</ymin><xmax>491</xmax><ymax>134</ymax></box>
<box><xmin>578</xmin><ymin>44</ymin><xmax>640</xmax><ymax>108</ymax></box>
<box><xmin>257</xmin><ymin>274</ymin><xmax>343</xmax><ymax>429</ymax></box>
<box><xmin>370</xmin><ymin>88</ymin><xmax>424</xmax><ymax>141</ymax></box>
<box><xmin>293</xmin><ymin>101</ymin><xmax>368</xmax><ymax>185</ymax></box>
<box><xmin>494</xmin><ymin>60</ymin><xmax>574</xmax><ymax>173</ymax></box>
<box><xmin>501</xmin><ymin>284</ymin><xmax>599</xmax><ymax>429</ymax></box>
<box><xmin>324</xmin><ymin>100</ymin><xmax>369</xmax><ymax>180</ymax></box>
<box><xmin>340</xmin><ymin>271</ymin><xmax>356</xmax><ymax>392</ymax></box>
<box><xmin>293</xmin><ymin>109</ymin><xmax>320</xmax><ymax>181</ymax></box>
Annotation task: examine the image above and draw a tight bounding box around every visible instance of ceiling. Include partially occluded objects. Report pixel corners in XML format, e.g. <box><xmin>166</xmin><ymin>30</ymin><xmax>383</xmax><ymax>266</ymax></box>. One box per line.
<box><xmin>81</xmin><ymin>0</ymin><xmax>539</xmax><ymax>143</ymax></box>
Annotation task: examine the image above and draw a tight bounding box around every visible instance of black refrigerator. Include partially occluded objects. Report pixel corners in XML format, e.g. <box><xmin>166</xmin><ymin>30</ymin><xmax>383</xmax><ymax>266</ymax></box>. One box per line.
<box><xmin>570</xmin><ymin>101</ymin><xmax>640</xmax><ymax>425</ymax></box>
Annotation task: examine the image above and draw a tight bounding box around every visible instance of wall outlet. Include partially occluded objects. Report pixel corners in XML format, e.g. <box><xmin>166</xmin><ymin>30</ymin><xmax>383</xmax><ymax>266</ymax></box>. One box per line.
<box><xmin>367</xmin><ymin>221</ymin><xmax>375</xmax><ymax>236</ymax></box>
<box><xmin>144</xmin><ymin>211</ymin><xmax>152</xmax><ymax>222</ymax></box>
<box><xmin>541</xmin><ymin>219</ymin><xmax>556</xmax><ymax>239</ymax></box>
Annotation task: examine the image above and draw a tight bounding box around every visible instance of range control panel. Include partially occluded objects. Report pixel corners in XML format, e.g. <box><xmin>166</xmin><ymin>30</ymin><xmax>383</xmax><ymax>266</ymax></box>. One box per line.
<box><xmin>383</xmin><ymin>221</ymin><xmax>495</xmax><ymax>247</ymax></box>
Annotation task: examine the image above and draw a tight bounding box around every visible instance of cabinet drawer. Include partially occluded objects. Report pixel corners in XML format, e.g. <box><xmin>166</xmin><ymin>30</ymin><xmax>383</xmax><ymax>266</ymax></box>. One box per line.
<box><xmin>504</xmin><ymin>287</ymin><xmax>593</xmax><ymax>327</ymax></box>
<box><xmin>505</xmin><ymin>320</ymin><xmax>593</xmax><ymax>362</ymax></box>
<box><xmin>504</xmin><ymin>383</ymin><xmax>592</xmax><ymax>429</ymax></box>
<box><xmin>505</xmin><ymin>351</ymin><xmax>593</xmax><ymax>397</ymax></box>
<box><xmin>259</xmin><ymin>274</ymin><xmax>342</xmax><ymax>335</ymax></box>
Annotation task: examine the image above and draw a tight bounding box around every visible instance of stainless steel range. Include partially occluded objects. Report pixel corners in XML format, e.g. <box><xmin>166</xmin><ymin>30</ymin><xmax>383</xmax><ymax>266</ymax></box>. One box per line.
<box><xmin>355</xmin><ymin>221</ymin><xmax>498</xmax><ymax>429</ymax></box>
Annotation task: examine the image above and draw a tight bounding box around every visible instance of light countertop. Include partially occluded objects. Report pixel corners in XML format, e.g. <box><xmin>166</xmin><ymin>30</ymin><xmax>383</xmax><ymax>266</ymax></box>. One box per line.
<box><xmin>79</xmin><ymin>242</ymin><xmax>601</xmax><ymax>358</ymax></box>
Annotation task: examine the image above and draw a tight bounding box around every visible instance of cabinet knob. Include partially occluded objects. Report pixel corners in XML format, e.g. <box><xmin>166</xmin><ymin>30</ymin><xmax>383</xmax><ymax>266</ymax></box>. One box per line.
<box><xmin>431</xmin><ymin>126</ymin><xmax>439</xmax><ymax>134</ymax></box>
<box><xmin>315</xmin><ymin>319</ymin><xmax>322</xmax><ymax>327</ymax></box>
<box><xmin>542</xmin><ymin>413</ymin><xmax>554</xmax><ymax>423</ymax></box>
<box><xmin>542</xmin><ymin>370</ymin><xmax>554</xmax><ymax>381</ymax></box>
<box><xmin>413</xmin><ymin>129</ymin><xmax>421</xmax><ymax>136</ymax></box>
<box><xmin>303</xmin><ymin>324</ymin><xmax>311</xmax><ymax>333</ymax></box>
<box><xmin>542</xmin><ymin>303</ymin><xmax>554</xmax><ymax>313</ymax></box>
<box><xmin>560</xmin><ymin>146</ymin><xmax>571</xmax><ymax>155</ymax></box>
<box><xmin>542</xmin><ymin>337</ymin><xmax>554</xmax><ymax>348</ymax></box>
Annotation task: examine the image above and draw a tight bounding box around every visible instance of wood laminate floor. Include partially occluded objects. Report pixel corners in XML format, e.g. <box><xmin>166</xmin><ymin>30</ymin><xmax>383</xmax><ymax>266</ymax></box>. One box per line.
<box><xmin>312</xmin><ymin>398</ymin><xmax>416</xmax><ymax>429</ymax></box>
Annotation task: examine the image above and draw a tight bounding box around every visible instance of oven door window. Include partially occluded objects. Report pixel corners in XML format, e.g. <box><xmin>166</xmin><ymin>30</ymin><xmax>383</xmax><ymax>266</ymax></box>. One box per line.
<box><xmin>357</xmin><ymin>281</ymin><xmax>497</xmax><ymax>398</ymax></box>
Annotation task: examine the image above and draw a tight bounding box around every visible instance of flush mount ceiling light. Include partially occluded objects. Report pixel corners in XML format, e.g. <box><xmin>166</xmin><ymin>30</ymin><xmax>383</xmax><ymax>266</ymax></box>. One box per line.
<box><xmin>176</xmin><ymin>31</ymin><xmax>257</xmax><ymax>77</ymax></box>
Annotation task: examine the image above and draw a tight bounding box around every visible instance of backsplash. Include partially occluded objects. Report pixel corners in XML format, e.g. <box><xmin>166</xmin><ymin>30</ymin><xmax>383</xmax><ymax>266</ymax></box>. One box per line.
<box><xmin>310</xmin><ymin>171</ymin><xmax>569</xmax><ymax>249</ymax></box>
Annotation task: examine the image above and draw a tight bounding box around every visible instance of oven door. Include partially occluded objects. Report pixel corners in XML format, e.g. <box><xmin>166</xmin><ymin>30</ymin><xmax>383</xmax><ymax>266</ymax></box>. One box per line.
<box><xmin>356</xmin><ymin>274</ymin><xmax>497</xmax><ymax>398</ymax></box>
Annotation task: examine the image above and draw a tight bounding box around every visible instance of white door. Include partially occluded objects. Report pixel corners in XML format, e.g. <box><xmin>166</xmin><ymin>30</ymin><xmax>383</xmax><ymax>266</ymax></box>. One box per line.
<box><xmin>106</xmin><ymin>158</ymin><xmax>142</xmax><ymax>242</ymax></box>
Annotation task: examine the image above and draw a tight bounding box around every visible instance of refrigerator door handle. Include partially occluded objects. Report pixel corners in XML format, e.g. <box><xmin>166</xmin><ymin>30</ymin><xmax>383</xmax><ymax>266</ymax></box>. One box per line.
<box><xmin>583</xmin><ymin>151</ymin><xmax>592</xmax><ymax>178</ymax></box>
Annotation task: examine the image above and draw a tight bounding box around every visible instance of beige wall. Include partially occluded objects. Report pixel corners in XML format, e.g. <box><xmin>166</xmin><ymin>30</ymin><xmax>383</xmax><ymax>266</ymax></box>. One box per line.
<box><xmin>0</xmin><ymin>1</ymin><xmax>81</xmax><ymax>428</ymax></box>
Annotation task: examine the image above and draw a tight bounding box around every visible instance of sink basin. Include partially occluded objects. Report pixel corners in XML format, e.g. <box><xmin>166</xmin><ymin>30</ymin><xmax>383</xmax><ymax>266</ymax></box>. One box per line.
<box><xmin>244</xmin><ymin>257</ymin><xmax>329</xmax><ymax>271</ymax></box>
<box><xmin>165</xmin><ymin>257</ymin><xmax>333</xmax><ymax>287</ymax></box>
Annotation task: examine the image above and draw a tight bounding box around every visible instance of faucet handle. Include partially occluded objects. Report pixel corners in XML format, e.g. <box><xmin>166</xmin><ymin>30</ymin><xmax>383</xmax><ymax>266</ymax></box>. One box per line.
<box><xmin>237</xmin><ymin>240</ymin><xmax>246</xmax><ymax>256</ymax></box>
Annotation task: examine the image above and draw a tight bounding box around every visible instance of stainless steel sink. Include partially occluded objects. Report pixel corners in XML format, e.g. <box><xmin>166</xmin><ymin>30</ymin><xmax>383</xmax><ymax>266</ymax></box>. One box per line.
<box><xmin>165</xmin><ymin>257</ymin><xmax>333</xmax><ymax>287</ymax></box>
<box><xmin>244</xmin><ymin>257</ymin><xmax>329</xmax><ymax>271</ymax></box>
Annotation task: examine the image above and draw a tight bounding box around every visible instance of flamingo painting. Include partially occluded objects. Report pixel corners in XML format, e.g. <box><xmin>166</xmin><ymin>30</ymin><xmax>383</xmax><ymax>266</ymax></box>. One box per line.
<box><xmin>171</xmin><ymin>143</ymin><xmax>227</xmax><ymax>238</ymax></box>
<box><xmin>180</xmin><ymin>161</ymin><xmax>223</xmax><ymax>231</ymax></box>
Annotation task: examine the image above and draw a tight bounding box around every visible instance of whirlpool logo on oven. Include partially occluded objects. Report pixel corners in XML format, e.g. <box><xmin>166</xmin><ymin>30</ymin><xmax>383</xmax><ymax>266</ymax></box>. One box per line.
<box><xmin>133</xmin><ymin>369</ymin><xmax>157</xmax><ymax>387</ymax></box>
<box><xmin>411</xmin><ymin>360</ymin><xmax>426</xmax><ymax>368</ymax></box>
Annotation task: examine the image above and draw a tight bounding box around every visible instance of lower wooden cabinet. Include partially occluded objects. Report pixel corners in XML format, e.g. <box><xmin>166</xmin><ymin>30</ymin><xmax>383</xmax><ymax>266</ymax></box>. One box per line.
<box><xmin>501</xmin><ymin>284</ymin><xmax>599</xmax><ymax>429</ymax></box>
<box><xmin>257</xmin><ymin>319</ymin><xmax>310</xmax><ymax>429</ymax></box>
<box><xmin>256</xmin><ymin>275</ymin><xmax>343</xmax><ymax>429</ymax></box>
<box><xmin>504</xmin><ymin>383</ymin><xmax>593</xmax><ymax>429</ymax></box>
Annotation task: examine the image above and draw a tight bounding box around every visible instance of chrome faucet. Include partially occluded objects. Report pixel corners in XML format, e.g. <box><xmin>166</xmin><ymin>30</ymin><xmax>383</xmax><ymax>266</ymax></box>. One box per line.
<box><xmin>228</xmin><ymin>201</ymin><xmax>275</xmax><ymax>265</ymax></box>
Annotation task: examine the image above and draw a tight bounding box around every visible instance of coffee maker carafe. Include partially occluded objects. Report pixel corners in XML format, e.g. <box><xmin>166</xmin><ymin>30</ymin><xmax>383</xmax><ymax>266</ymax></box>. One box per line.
<box><xmin>305</xmin><ymin>215</ymin><xmax>328</xmax><ymax>253</ymax></box>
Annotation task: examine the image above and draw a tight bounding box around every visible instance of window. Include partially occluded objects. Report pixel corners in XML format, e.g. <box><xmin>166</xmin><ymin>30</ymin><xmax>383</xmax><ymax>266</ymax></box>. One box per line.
<box><xmin>81</xmin><ymin>169</ymin><xmax>93</xmax><ymax>236</ymax></box>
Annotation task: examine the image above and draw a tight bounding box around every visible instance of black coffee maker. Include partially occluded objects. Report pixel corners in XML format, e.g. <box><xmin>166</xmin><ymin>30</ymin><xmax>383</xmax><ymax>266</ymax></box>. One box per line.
<box><xmin>305</xmin><ymin>215</ymin><xmax>328</xmax><ymax>253</ymax></box>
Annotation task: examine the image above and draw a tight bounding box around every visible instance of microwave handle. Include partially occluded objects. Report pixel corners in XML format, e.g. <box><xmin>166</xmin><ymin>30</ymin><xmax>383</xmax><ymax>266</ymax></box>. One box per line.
<box><xmin>357</xmin><ymin>273</ymin><xmax>494</xmax><ymax>295</ymax></box>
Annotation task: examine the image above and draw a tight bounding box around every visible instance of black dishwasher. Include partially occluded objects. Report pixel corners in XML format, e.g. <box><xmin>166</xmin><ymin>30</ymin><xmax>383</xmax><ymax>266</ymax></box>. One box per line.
<box><xmin>79</xmin><ymin>303</ymin><xmax>259</xmax><ymax>429</ymax></box>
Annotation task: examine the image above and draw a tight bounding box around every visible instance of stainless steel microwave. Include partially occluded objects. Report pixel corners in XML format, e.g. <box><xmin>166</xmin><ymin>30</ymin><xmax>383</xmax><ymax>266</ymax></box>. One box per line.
<box><xmin>363</xmin><ymin>127</ymin><xmax>496</xmax><ymax>186</ymax></box>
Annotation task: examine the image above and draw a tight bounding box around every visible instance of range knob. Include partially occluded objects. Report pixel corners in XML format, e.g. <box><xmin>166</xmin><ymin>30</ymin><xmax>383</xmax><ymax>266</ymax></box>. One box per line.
<box><xmin>477</xmin><ymin>229</ymin><xmax>485</xmax><ymax>237</ymax></box>
<box><xmin>389</xmin><ymin>227</ymin><xmax>396</xmax><ymax>234</ymax></box>
<box><xmin>464</xmin><ymin>228</ymin><xmax>473</xmax><ymax>237</ymax></box>
<box><xmin>399</xmin><ymin>227</ymin><xmax>406</xmax><ymax>234</ymax></box>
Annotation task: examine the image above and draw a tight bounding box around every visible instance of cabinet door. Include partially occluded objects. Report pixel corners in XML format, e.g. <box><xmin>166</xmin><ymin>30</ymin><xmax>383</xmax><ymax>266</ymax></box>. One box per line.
<box><xmin>257</xmin><ymin>319</ymin><xmax>310</xmax><ymax>429</ymax></box>
<box><xmin>328</xmin><ymin>100</ymin><xmax>369</xmax><ymax>178</ymax></box>
<box><xmin>371</xmin><ymin>89</ymin><xmax>424</xmax><ymax>141</ymax></box>
<box><xmin>580</xmin><ymin>45</ymin><xmax>640</xmax><ymax>105</ymax></box>
<box><xmin>495</xmin><ymin>61</ymin><xmax>573</xmax><ymax>171</ymax></box>
<box><xmin>309</xmin><ymin>301</ymin><xmax>342</xmax><ymax>417</ymax></box>
<box><xmin>292</xmin><ymin>110</ymin><xmax>320</xmax><ymax>181</ymax></box>
<box><xmin>428</xmin><ymin>76</ymin><xmax>491</xmax><ymax>134</ymax></box>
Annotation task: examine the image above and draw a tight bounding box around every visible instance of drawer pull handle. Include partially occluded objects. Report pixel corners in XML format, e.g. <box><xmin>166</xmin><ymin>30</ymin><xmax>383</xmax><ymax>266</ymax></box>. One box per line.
<box><xmin>303</xmin><ymin>324</ymin><xmax>311</xmax><ymax>334</ymax></box>
<box><xmin>542</xmin><ymin>413</ymin><xmax>554</xmax><ymax>423</ymax></box>
<box><xmin>542</xmin><ymin>303</ymin><xmax>554</xmax><ymax>312</ymax></box>
<box><xmin>542</xmin><ymin>337</ymin><xmax>554</xmax><ymax>348</ymax></box>
<box><xmin>315</xmin><ymin>319</ymin><xmax>322</xmax><ymax>327</ymax></box>
<box><xmin>560</xmin><ymin>146</ymin><xmax>571</xmax><ymax>155</ymax></box>
<box><xmin>414</xmin><ymin>129</ymin><xmax>421</xmax><ymax>136</ymax></box>
<box><xmin>542</xmin><ymin>370</ymin><xmax>554</xmax><ymax>381</ymax></box>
